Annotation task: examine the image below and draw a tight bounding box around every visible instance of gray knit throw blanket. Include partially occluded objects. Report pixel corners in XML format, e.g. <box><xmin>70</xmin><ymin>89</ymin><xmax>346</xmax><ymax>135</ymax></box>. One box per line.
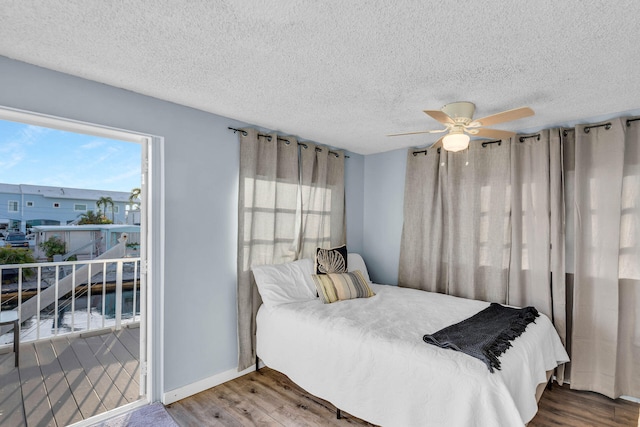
<box><xmin>423</xmin><ymin>303</ymin><xmax>539</xmax><ymax>372</ymax></box>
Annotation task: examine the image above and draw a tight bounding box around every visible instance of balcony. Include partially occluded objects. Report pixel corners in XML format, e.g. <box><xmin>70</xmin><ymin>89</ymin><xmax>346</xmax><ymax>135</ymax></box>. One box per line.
<box><xmin>0</xmin><ymin>257</ymin><xmax>142</xmax><ymax>426</ymax></box>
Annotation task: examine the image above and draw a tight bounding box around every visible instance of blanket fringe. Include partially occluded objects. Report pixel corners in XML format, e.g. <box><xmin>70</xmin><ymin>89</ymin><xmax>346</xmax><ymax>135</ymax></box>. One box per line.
<box><xmin>483</xmin><ymin>305</ymin><xmax>539</xmax><ymax>372</ymax></box>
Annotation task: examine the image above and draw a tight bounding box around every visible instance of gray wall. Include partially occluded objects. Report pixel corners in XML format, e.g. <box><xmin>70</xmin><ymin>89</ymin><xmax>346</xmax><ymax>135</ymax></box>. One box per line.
<box><xmin>0</xmin><ymin>56</ymin><xmax>366</xmax><ymax>393</ymax></box>
<box><xmin>344</xmin><ymin>152</ymin><xmax>365</xmax><ymax>254</ymax></box>
<box><xmin>361</xmin><ymin>149</ymin><xmax>407</xmax><ymax>285</ymax></box>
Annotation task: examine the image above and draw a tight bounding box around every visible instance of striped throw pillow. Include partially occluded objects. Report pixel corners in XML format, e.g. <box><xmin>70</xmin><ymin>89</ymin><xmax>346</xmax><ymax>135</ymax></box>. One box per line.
<box><xmin>312</xmin><ymin>270</ymin><xmax>375</xmax><ymax>304</ymax></box>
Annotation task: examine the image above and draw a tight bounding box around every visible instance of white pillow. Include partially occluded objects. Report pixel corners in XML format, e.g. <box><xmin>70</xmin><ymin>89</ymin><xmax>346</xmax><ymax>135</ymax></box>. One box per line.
<box><xmin>348</xmin><ymin>253</ymin><xmax>372</xmax><ymax>283</ymax></box>
<box><xmin>252</xmin><ymin>258</ymin><xmax>316</xmax><ymax>310</ymax></box>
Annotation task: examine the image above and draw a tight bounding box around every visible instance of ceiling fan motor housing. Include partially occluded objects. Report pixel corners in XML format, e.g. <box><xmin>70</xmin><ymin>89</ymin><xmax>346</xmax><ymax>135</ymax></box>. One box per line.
<box><xmin>442</xmin><ymin>101</ymin><xmax>476</xmax><ymax>123</ymax></box>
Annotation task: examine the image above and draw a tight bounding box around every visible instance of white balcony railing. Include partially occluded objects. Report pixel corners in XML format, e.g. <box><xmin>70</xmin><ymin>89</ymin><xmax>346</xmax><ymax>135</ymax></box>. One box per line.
<box><xmin>0</xmin><ymin>257</ymin><xmax>141</xmax><ymax>346</ymax></box>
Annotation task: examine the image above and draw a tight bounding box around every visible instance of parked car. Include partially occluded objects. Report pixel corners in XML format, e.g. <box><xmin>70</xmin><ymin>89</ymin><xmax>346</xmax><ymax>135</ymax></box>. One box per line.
<box><xmin>4</xmin><ymin>232</ymin><xmax>30</xmax><ymax>248</ymax></box>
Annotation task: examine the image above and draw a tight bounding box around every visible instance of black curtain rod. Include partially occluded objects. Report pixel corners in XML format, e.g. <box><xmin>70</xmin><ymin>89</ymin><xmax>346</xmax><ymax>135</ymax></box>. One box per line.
<box><xmin>518</xmin><ymin>134</ymin><xmax>540</xmax><ymax>142</ymax></box>
<box><xmin>627</xmin><ymin>117</ymin><xmax>640</xmax><ymax>126</ymax></box>
<box><xmin>257</xmin><ymin>133</ymin><xmax>290</xmax><ymax>143</ymax></box>
<box><xmin>228</xmin><ymin>126</ymin><xmax>348</xmax><ymax>158</ymax></box>
<box><xmin>228</xmin><ymin>126</ymin><xmax>248</xmax><ymax>136</ymax></box>
<box><xmin>562</xmin><ymin>129</ymin><xmax>574</xmax><ymax>137</ymax></box>
<box><xmin>584</xmin><ymin>123</ymin><xmax>611</xmax><ymax>133</ymax></box>
<box><xmin>414</xmin><ymin>139</ymin><xmax>501</xmax><ymax>155</ymax></box>
<box><xmin>481</xmin><ymin>140</ymin><xmax>502</xmax><ymax>147</ymax></box>
<box><xmin>301</xmin><ymin>143</ymin><xmax>343</xmax><ymax>158</ymax></box>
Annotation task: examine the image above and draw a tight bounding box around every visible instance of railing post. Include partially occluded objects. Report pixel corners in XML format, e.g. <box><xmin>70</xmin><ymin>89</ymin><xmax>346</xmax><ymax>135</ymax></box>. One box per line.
<box><xmin>115</xmin><ymin>261</ymin><xmax>123</xmax><ymax>330</ymax></box>
<box><xmin>132</xmin><ymin>260</ymin><xmax>138</xmax><ymax>321</ymax></box>
<box><xmin>17</xmin><ymin>267</ymin><xmax>22</xmax><ymax>336</ymax></box>
<box><xmin>87</xmin><ymin>263</ymin><xmax>92</xmax><ymax>330</ymax></box>
<box><xmin>36</xmin><ymin>266</ymin><xmax>41</xmax><ymax>340</ymax></box>
<box><xmin>102</xmin><ymin>261</ymin><xmax>107</xmax><ymax>329</ymax></box>
<box><xmin>54</xmin><ymin>265</ymin><xmax>59</xmax><ymax>336</ymax></box>
<box><xmin>71</xmin><ymin>264</ymin><xmax>76</xmax><ymax>332</ymax></box>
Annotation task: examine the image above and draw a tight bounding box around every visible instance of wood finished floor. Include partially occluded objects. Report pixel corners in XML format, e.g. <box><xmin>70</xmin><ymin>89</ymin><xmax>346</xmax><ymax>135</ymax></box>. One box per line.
<box><xmin>166</xmin><ymin>367</ymin><xmax>640</xmax><ymax>427</ymax></box>
<box><xmin>0</xmin><ymin>326</ymin><xmax>140</xmax><ymax>427</ymax></box>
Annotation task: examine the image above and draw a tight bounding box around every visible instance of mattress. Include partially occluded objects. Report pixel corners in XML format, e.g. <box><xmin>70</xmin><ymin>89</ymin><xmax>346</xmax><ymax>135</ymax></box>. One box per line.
<box><xmin>256</xmin><ymin>283</ymin><xmax>569</xmax><ymax>427</ymax></box>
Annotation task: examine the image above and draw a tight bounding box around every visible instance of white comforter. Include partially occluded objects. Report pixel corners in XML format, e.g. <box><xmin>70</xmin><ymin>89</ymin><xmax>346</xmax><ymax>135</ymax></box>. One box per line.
<box><xmin>256</xmin><ymin>283</ymin><xmax>569</xmax><ymax>427</ymax></box>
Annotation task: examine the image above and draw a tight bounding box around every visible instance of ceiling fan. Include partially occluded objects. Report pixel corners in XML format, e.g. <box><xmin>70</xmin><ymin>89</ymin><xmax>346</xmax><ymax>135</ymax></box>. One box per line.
<box><xmin>388</xmin><ymin>102</ymin><xmax>534</xmax><ymax>152</ymax></box>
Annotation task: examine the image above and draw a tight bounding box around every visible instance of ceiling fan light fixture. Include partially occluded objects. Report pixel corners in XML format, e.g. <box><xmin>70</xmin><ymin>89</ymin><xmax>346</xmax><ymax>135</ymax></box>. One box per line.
<box><xmin>443</xmin><ymin>132</ymin><xmax>470</xmax><ymax>152</ymax></box>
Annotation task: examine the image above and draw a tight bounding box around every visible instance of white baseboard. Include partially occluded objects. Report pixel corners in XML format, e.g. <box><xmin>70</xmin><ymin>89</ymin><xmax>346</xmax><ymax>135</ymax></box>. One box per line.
<box><xmin>161</xmin><ymin>363</ymin><xmax>258</xmax><ymax>405</ymax></box>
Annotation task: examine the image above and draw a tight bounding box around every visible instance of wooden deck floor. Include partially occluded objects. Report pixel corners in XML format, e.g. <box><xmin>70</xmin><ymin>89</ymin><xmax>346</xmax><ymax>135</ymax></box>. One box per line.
<box><xmin>0</xmin><ymin>326</ymin><xmax>140</xmax><ymax>427</ymax></box>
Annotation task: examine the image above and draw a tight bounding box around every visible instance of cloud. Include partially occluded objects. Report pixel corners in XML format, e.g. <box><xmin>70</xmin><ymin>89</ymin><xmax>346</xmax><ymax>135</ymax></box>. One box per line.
<box><xmin>102</xmin><ymin>168</ymin><xmax>142</xmax><ymax>185</ymax></box>
<box><xmin>0</xmin><ymin>141</ymin><xmax>26</xmax><ymax>169</ymax></box>
<box><xmin>80</xmin><ymin>140</ymin><xmax>107</xmax><ymax>150</ymax></box>
<box><xmin>0</xmin><ymin>124</ymin><xmax>47</xmax><ymax>169</ymax></box>
<box><xmin>20</xmin><ymin>125</ymin><xmax>49</xmax><ymax>143</ymax></box>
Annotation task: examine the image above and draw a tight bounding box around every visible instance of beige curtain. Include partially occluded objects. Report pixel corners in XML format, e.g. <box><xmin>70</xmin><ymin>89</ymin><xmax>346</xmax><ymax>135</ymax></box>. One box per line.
<box><xmin>237</xmin><ymin>129</ymin><xmax>299</xmax><ymax>371</ymax></box>
<box><xmin>508</xmin><ymin>129</ymin><xmax>567</xmax><ymax>383</ymax></box>
<box><xmin>446</xmin><ymin>141</ymin><xmax>511</xmax><ymax>302</ymax></box>
<box><xmin>399</xmin><ymin>133</ymin><xmax>568</xmax><ymax>380</ymax></box>
<box><xmin>237</xmin><ymin>130</ymin><xmax>346</xmax><ymax>371</ymax></box>
<box><xmin>399</xmin><ymin>142</ymin><xmax>511</xmax><ymax>303</ymax></box>
<box><xmin>549</xmin><ymin>130</ymin><xmax>567</xmax><ymax>384</ymax></box>
<box><xmin>569</xmin><ymin>118</ymin><xmax>640</xmax><ymax>398</ymax></box>
<box><xmin>399</xmin><ymin>117</ymin><xmax>640</xmax><ymax>396</ymax></box>
<box><xmin>398</xmin><ymin>149</ymin><xmax>447</xmax><ymax>293</ymax></box>
<box><xmin>297</xmin><ymin>142</ymin><xmax>346</xmax><ymax>259</ymax></box>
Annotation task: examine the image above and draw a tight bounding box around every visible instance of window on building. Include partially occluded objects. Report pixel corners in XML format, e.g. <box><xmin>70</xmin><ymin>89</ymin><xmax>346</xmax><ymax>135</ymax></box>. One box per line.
<box><xmin>8</xmin><ymin>200</ymin><xmax>18</xmax><ymax>212</ymax></box>
<box><xmin>53</xmin><ymin>202</ymin><xmax>60</xmax><ymax>208</ymax></box>
<box><xmin>74</xmin><ymin>203</ymin><xmax>87</xmax><ymax>211</ymax></box>
<box><xmin>25</xmin><ymin>201</ymin><xmax>34</xmax><ymax>207</ymax></box>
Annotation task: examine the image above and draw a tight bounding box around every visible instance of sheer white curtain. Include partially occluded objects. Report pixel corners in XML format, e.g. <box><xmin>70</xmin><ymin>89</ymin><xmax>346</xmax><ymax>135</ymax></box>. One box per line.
<box><xmin>569</xmin><ymin>118</ymin><xmax>640</xmax><ymax>398</ymax></box>
<box><xmin>236</xmin><ymin>129</ymin><xmax>346</xmax><ymax>370</ymax></box>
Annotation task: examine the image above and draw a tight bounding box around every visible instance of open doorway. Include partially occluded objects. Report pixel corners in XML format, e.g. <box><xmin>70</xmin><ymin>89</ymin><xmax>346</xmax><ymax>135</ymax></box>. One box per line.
<box><xmin>0</xmin><ymin>108</ymin><xmax>152</xmax><ymax>426</ymax></box>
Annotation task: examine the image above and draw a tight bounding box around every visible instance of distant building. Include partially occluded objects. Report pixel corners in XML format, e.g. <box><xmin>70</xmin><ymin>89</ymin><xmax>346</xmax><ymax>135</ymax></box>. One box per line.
<box><xmin>32</xmin><ymin>224</ymin><xmax>140</xmax><ymax>260</ymax></box>
<box><xmin>0</xmin><ymin>183</ymin><xmax>133</xmax><ymax>233</ymax></box>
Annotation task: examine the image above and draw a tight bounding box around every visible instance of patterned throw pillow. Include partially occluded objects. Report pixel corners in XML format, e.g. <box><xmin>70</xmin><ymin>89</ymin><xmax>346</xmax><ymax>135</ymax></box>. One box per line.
<box><xmin>312</xmin><ymin>270</ymin><xmax>376</xmax><ymax>304</ymax></box>
<box><xmin>315</xmin><ymin>245</ymin><xmax>348</xmax><ymax>274</ymax></box>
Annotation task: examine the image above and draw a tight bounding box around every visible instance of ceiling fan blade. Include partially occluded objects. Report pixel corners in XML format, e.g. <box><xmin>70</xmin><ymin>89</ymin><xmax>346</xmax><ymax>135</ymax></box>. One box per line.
<box><xmin>423</xmin><ymin>110</ymin><xmax>455</xmax><ymax>125</ymax></box>
<box><xmin>387</xmin><ymin>128</ymin><xmax>447</xmax><ymax>137</ymax></box>
<box><xmin>473</xmin><ymin>128</ymin><xmax>516</xmax><ymax>139</ymax></box>
<box><xmin>471</xmin><ymin>107</ymin><xmax>534</xmax><ymax>127</ymax></box>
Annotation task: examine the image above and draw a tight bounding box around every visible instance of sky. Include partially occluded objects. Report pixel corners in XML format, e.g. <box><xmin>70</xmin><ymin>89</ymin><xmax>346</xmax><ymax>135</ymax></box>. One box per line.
<box><xmin>0</xmin><ymin>119</ymin><xmax>141</xmax><ymax>193</ymax></box>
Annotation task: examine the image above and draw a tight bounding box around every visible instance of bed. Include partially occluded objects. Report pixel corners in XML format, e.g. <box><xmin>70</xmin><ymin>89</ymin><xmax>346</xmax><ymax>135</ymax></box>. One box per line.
<box><xmin>253</xmin><ymin>254</ymin><xmax>569</xmax><ymax>427</ymax></box>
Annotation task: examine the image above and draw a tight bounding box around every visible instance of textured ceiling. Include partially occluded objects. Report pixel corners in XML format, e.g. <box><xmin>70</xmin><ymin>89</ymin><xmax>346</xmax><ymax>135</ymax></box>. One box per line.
<box><xmin>1</xmin><ymin>1</ymin><xmax>640</xmax><ymax>154</ymax></box>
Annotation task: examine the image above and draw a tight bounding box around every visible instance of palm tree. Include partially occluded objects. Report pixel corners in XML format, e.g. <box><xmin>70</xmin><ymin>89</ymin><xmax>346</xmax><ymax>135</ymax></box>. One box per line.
<box><xmin>129</xmin><ymin>187</ymin><xmax>141</xmax><ymax>210</ymax></box>
<box><xmin>96</xmin><ymin>196</ymin><xmax>115</xmax><ymax>222</ymax></box>
<box><xmin>77</xmin><ymin>210</ymin><xmax>111</xmax><ymax>225</ymax></box>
